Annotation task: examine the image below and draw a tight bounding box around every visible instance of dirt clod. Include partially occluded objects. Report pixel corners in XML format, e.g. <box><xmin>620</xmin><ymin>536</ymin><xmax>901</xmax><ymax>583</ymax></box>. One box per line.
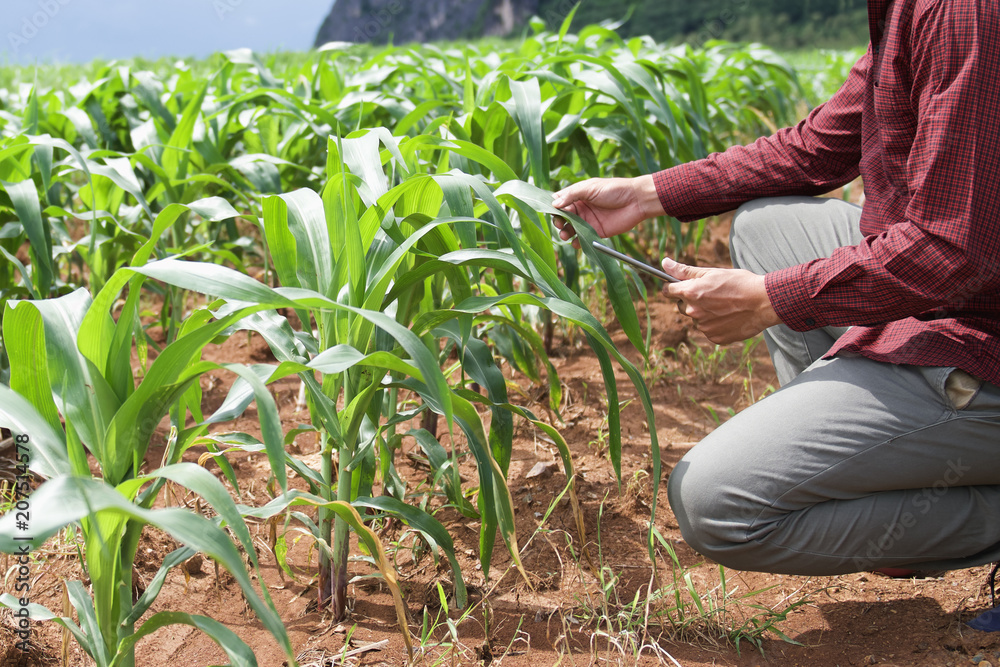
<box><xmin>183</xmin><ymin>554</ymin><xmax>204</xmax><ymax>574</ymax></box>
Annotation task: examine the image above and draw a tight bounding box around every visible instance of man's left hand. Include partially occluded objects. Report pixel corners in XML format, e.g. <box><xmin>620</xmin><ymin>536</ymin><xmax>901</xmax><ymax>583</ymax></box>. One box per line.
<box><xmin>662</xmin><ymin>258</ymin><xmax>782</xmax><ymax>345</ymax></box>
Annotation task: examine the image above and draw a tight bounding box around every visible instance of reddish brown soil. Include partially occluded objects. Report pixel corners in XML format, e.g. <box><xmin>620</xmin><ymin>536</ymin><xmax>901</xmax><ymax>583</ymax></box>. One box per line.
<box><xmin>5</xmin><ymin>210</ymin><xmax>1000</xmax><ymax>667</ymax></box>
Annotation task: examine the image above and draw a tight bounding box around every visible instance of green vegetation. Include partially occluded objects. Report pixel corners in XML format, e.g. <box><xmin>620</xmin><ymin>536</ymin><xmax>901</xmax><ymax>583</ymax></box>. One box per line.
<box><xmin>541</xmin><ymin>0</ymin><xmax>869</xmax><ymax>50</ymax></box>
<box><xmin>0</xmin><ymin>16</ymin><xmax>858</xmax><ymax>665</ymax></box>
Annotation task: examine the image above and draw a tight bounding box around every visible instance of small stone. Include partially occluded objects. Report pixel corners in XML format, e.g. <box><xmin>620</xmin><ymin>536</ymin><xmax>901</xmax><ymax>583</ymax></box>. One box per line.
<box><xmin>183</xmin><ymin>554</ymin><xmax>204</xmax><ymax>574</ymax></box>
<box><xmin>973</xmin><ymin>654</ymin><xmax>986</xmax><ymax>665</ymax></box>
<box><xmin>864</xmin><ymin>654</ymin><xmax>877</xmax><ymax>665</ymax></box>
<box><xmin>525</xmin><ymin>461</ymin><xmax>557</xmax><ymax>480</ymax></box>
<box><xmin>979</xmin><ymin>661</ymin><xmax>993</xmax><ymax>667</ymax></box>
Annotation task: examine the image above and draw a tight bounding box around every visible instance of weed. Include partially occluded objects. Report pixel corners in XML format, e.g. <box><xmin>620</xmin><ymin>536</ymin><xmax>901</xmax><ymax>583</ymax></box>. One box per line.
<box><xmin>589</xmin><ymin>399</ymin><xmax>632</xmax><ymax>460</ymax></box>
<box><xmin>554</xmin><ymin>498</ymin><xmax>813</xmax><ymax>663</ymax></box>
<box><xmin>643</xmin><ymin>346</ymin><xmax>680</xmax><ymax>387</ymax></box>
<box><xmin>673</xmin><ymin>343</ymin><xmax>732</xmax><ymax>383</ymax></box>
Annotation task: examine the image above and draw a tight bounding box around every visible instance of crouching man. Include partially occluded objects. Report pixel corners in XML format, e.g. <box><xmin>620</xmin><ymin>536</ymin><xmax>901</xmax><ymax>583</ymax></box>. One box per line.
<box><xmin>554</xmin><ymin>0</ymin><xmax>1000</xmax><ymax>576</ymax></box>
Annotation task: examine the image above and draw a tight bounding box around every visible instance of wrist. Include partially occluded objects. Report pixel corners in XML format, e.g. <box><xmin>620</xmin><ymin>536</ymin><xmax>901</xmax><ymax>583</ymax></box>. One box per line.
<box><xmin>634</xmin><ymin>175</ymin><xmax>666</xmax><ymax>219</ymax></box>
<box><xmin>753</xmin><ymin>273</ymin><xmax>782</xmax><ymax>330</ymax></box>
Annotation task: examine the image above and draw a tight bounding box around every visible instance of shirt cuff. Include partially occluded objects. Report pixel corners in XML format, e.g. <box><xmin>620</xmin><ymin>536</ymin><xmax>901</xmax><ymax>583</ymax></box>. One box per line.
<box><xmin>765</xmin><ymin>266</ymin><xmax>826</xmax><ymax>331</ymax></box>
<box><xmin>651</xmin><ymin>164</ymin><xmax>707</xmax><ymax>222</ymax></box>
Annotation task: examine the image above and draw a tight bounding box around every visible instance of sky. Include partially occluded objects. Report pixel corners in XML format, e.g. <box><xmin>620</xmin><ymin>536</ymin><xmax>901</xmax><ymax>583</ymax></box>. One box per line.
<box><xmin>2</xmin><ymin>0</ymin><xmax>334</xmax><ymax>64</ymax></box>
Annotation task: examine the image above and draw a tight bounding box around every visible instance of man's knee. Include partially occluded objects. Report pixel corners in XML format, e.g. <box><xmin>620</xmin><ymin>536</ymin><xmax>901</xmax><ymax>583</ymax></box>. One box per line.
<box><xmin>667</xmin><ymin>450</ymin><xmax>765</xmax><ymax>564</ymax></box>
<box><xmin>730</xmin><ymin>198</ymin><xmax>784</xmax><ymax>271</ymax></box>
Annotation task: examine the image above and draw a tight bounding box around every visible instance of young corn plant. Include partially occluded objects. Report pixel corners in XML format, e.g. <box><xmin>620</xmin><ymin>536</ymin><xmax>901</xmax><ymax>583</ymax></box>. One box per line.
<box><xmin>0</xmin><ymin>275</ymin><xmax>296</xmax><ymax>667</ymax></box>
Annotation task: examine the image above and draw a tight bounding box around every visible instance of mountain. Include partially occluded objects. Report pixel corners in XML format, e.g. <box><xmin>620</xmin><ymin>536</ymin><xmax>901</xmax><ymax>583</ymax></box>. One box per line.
<box><xmin>314</xmin><ymin>0</ymin><xmax>869</xmax><ymax>49</ymax></box>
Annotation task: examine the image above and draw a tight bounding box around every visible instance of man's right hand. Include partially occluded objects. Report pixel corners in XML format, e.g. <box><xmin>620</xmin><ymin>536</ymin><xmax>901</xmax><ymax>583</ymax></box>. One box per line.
<box><xmin>552</xmin><ymin>175</ymin><xmax>666</xmax><ymax>246</ymax></box>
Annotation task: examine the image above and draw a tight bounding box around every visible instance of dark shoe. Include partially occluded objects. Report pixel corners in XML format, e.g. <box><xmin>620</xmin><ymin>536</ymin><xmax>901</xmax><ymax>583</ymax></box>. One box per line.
<box><xmin>872</xmin><ymin>567</ymin><xmax>945</xmax><ymax>579</ymax></box>
<box><xmin>967</xmin><ymin>562</ymin><xmax>1000</xmax><ymax>632</ymax></box>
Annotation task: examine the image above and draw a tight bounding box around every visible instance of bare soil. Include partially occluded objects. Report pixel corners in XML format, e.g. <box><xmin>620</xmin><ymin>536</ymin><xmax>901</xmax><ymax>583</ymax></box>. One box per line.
<box><xmin>4</xmin><ymin>213</ymin><xmax>1000</xmax><ymax>667</ymax></box>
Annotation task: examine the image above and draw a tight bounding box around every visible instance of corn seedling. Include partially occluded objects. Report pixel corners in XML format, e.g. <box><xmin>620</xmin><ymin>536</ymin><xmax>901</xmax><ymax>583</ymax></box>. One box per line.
<box><xmin>0</xmin><ymin>280</ymin><xmax>296</xmax><ymax>666</ymax></box>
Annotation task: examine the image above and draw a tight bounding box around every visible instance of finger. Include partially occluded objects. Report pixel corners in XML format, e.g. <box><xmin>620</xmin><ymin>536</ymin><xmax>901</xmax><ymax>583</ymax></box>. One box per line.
<box><xmin>661</xmin><ymin>257</ymin><xmax>696</xmax><ymax>280</ymax></box>
<box><xmin>556</xmin><ymin>206</ymin><xmax>580</xmax><ymax>240</ymax></box>
<box><xmin>552</xmin><ymin>181</ymin><xmax>592</xmax><ymax>210</ymax></box>
<box><xmin>684</xmin><ymin>304</ymin><xmax>706</xmax><ymax>320</ymax></box>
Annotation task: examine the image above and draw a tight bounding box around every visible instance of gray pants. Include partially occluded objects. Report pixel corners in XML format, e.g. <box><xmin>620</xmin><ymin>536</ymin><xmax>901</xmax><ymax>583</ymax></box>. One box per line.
<box><xmin>666</xmin><ymin>197</ymin><xmax>1000</xmax><ymax>575</ymax></box>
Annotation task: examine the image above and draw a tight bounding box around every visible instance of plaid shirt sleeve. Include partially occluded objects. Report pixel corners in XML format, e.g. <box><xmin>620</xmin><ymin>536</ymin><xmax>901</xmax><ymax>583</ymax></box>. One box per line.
<box><xmin>766</xmin><ymin>0</ymin><xmax>1000</xmax><ymax>331</ymax></box>
<box><xmin>652</xmin><ymin>53</ymin><xmax>868</xmax><ymax>223</ymax></box>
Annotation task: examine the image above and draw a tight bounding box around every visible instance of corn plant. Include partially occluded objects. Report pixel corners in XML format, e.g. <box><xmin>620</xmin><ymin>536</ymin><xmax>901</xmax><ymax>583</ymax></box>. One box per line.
<box><xmin>0</xmin><ymin>278</ymin><xmax>296</xmax><ymax>666</ymax></box>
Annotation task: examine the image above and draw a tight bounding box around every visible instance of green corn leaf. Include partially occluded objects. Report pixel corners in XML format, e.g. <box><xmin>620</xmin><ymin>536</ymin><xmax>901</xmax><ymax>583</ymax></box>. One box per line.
<box><xmin>5</xmin><ymin>291</ymin><xmax>119</xmax><ymax>468</ymax></box>
<box><xmin>238</xmin><ymin>490</ymin><xmax>414</xmax><ymax>660</ymax></box>
<box><xmin>114</xmin><ymin>612</ymin><xmax>258</xmax><ymax>667</ymax></box>
<box><xmin>495</xmin><ymin>179</ymin><xmax>646</xmax><ymax>356</ymax></box>
<box><xmin>0</xmin><ymin>476</ymin><xmax>294</xmax><ymax>663</ymax></box>
<box><xmin>2</xmin><ymin>179</ymin><xmax>52</xmax><ymax>296</ymax></box>
<box><xmin>262</xmin><ymin>195</ymin><xmax>301</xmax><ymax>289</ymax></box>
<box><xmin>0</xmin><ymin>593</ymin><xmax>94</xmax><ymax>662</ymax></box>
<box><xmin>131</xmin><ymin>260</ymin><xmax>453</xmax><ymax>432</ymax></box>
<box><xmin>0</xmin><ymin>246</ymin><xmax>39</xmax><ymax>300</ymax></box>
<box><xmin>504</xmin><ymin>78</ymin><xmax>551</xmax><ymax>189</ymax></box>
<box><xmin>144</xmin><ymin>463</ymin><xmax>256</xmax><ymax>561</ymax></box>
<box><xmin>102</xmin><ymin>306</ymin><xmax>264</xmax><ymax>486</ymax></box>
<box><xmin>451</xmin><ymin>291</ymin><xmax>662</xmax><ymax>559</ymax></box>
<box><xmin>67</xmin><ymin>580</ymin><xmax>111</xmax><ymax>666</ymax></box>
<box><xmin>2</xmin><ymin>300</ymin><xmax>62</xmax><ymax>438</ymax></box>
<box><xmin>405</xmin><ymin>428</ymin><xmax>477</xmax><ymax>519</ymax></box>
<box><xmin>161</xmin><ymin>80</ymin><xmax>208</xmax><ymax>181</ymax></box>
<box><xmin>132</xmin><ymin>197</ymin><xmax>240</xmax><ymax>267</ymax></box>
<box><xmin>266</xmin><ymin>189</ymin><xmax>334</xmax><ymax>296</ymax></box>
<box><xmin>558</xmin><ymin>2</ymin><xmax>582</xmax><ymax>45</ymax></box>
<box><xmin>0</xmin><ymin>383</ymin><xmax>69</xmax><ymax>478</ymax></box>
<box><xmin>434</xmin><ymin>320</ymin><xmax>514</xmax><ymax>475</ymax></box>
<box><xmin>394</xmin><ymin>378</ymin><xmax>527</xmax><ymax>586</ymax></box>
<box><xmin>354</xmin><ymin>496</ymin><xmax>468</xmax><ymax>609</ymax></box>
<box><xmin>126</xmin><ymin>546</ymin><xmax>195</xmax><ymax>625</ymax></box>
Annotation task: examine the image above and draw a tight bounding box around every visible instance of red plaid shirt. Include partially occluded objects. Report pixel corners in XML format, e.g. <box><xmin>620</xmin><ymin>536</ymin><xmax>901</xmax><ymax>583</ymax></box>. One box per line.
<box><xmin>653</xmin><ymin>0</ymin><xmax>1000</xmax><ymax>385</ymax></box>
